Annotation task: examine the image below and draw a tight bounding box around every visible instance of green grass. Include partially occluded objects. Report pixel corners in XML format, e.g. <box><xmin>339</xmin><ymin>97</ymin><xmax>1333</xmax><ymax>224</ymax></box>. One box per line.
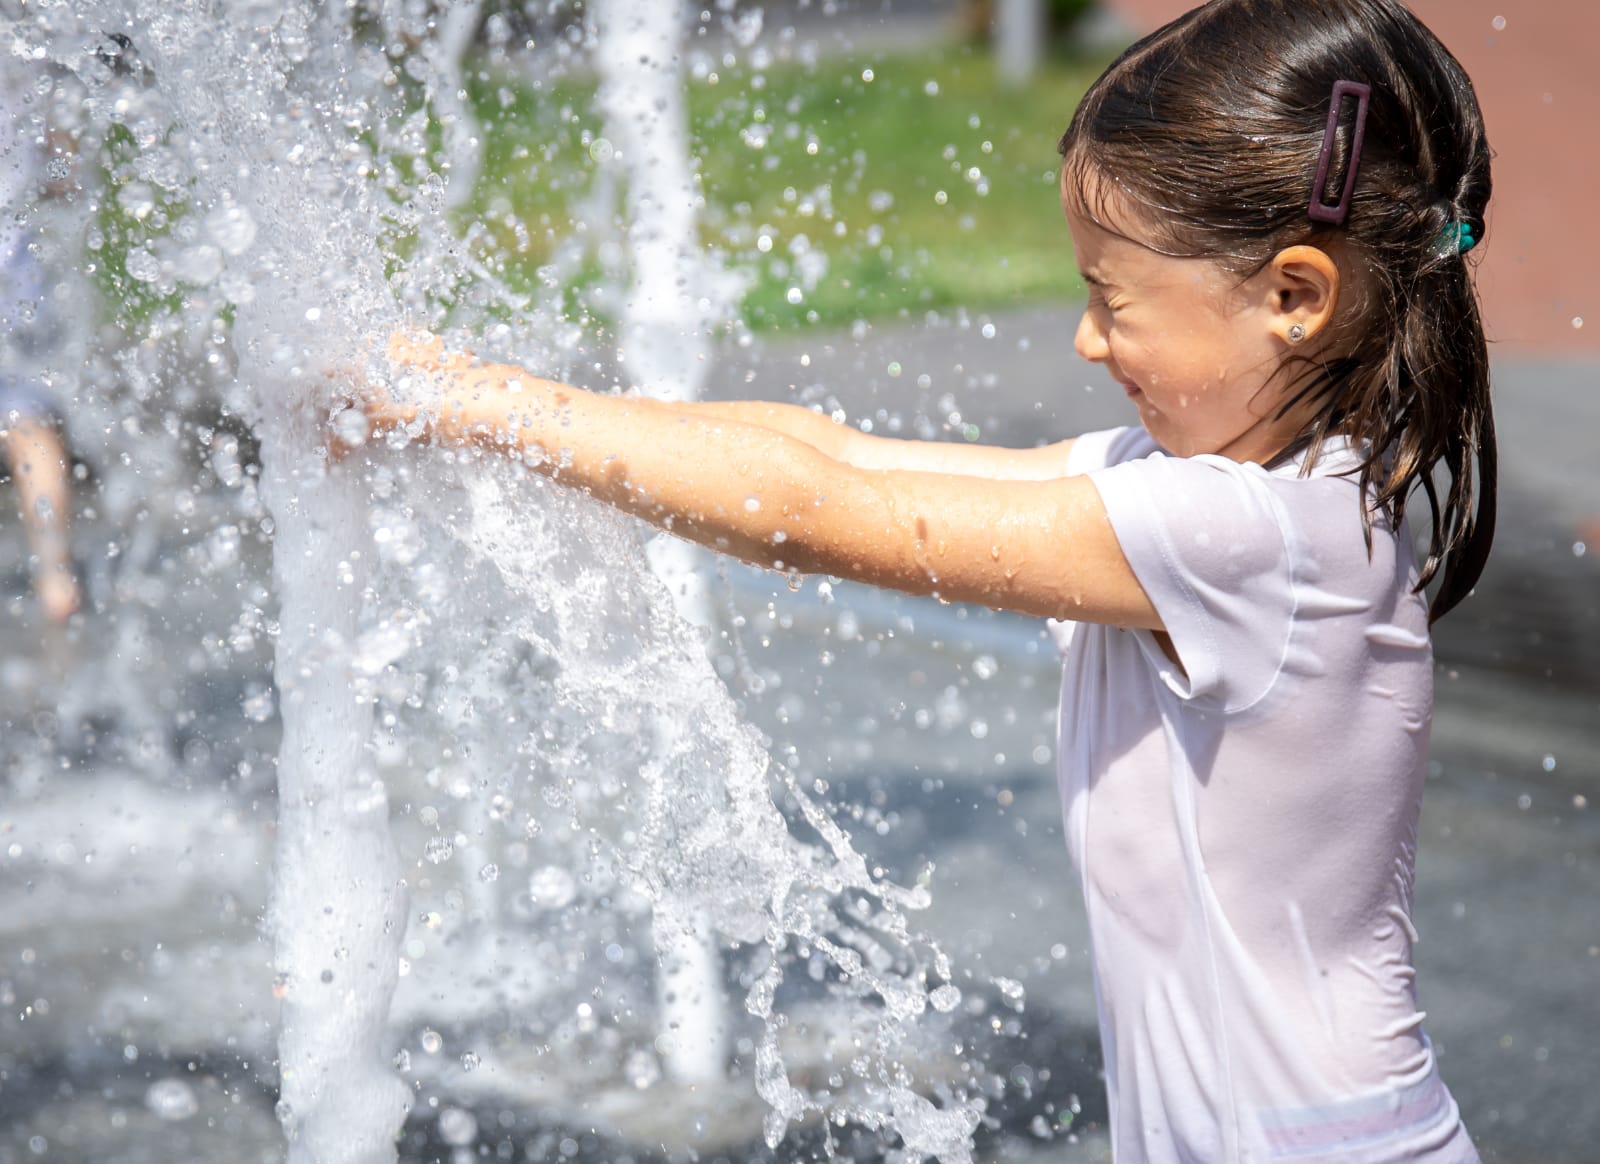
<box><xmin>465</xmin><ymin>44</ymin><xmax>1110</xmax><ymax>330</ymax></box>
<box><xmin>90</xmin><ymin>44</ymin><xmax>1111</xmax><ymax>336</ymax></box>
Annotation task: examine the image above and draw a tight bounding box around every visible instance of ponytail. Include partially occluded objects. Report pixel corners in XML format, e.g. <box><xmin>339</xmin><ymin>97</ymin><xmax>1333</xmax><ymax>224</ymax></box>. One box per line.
<box><xmin>1366</xmin><ymin>228</ymin><xmax>1496</xmax><ymax>624</ymax></box>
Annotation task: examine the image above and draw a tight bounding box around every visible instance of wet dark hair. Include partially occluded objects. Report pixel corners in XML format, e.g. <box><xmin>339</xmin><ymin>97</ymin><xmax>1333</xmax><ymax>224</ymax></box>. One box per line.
<box><xmin>1058</xmin><ymin>0</ymin><xmax>1494</xmax><ymax>624</ymax></box>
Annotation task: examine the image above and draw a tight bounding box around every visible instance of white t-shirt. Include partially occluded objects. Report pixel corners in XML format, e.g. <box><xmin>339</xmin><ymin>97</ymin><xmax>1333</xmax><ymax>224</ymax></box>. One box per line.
<box><xmin>1052</xmin><ymin>427</ymin><xmax>1478</xmax><ymax>1163</ymax></box>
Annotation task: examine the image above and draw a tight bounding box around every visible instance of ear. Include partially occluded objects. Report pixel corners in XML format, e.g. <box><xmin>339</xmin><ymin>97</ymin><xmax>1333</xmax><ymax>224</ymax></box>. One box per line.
<box><xmin>1259</xmin><ymin>245</ymin><xmax>1340</xmax><ymax>345</ymax></box>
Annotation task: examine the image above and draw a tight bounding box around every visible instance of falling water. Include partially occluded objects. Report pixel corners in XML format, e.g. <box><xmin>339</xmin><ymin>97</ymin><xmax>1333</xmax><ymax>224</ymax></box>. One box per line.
<box><xmin>589</xmin><ymin>0</ymin><xmax>749</xmax><ymax>1085</ymax></box>
<box><xmin>14</xmin><ymin>2</ymin><xmax>999</xmax><ymax>1160</ymax></box>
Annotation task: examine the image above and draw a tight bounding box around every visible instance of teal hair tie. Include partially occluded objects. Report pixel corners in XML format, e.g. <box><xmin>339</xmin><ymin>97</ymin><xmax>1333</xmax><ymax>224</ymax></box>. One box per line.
<box><xmin>1454</xmin><ymin>221</ymin><xmax>1478</xmax><ymax>255</ymax></box>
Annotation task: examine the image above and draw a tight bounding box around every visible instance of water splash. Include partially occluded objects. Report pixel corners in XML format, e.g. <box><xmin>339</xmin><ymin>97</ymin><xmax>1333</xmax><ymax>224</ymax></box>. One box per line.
<box><xmin>25</xmin><ymin>1</ymin><xmax>993</xmax><ymax>1159</ymax></box>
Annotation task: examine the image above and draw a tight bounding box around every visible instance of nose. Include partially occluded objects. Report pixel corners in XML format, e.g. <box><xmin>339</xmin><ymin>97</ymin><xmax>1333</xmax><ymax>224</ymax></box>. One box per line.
<box><xmin>1074</xmin><ymin>306</ymin><xmax>1108</xmax><ymax>363</ymax></box>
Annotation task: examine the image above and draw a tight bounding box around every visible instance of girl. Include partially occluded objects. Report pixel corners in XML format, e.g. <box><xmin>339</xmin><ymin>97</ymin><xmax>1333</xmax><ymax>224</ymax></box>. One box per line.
<box><xmin>352</xmin><ymin>0</ymin><xmax>1493</xmax><ymax>1158</ymax></box>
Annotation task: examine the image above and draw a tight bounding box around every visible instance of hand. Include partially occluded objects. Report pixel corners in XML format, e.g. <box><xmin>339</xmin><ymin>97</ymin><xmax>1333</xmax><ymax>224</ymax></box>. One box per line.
<box><xmin>36</xmin><ymin>564</ymin><xmax>81</xmax><ymax>626</ymax></box>
<box><xmin>333</xmin><ymin>330</ymin><xmax>559</xmax><ymax>459</ymax></box>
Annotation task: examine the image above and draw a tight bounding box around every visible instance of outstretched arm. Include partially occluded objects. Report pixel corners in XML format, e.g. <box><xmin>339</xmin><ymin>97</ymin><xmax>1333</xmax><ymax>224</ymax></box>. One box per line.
<box><xmin>683</xmin><ymin>400</ymin><xmax>1078</xmax><ymax>480</ymax></box>
<box><xmin>355</xmin><ymin>335</ymin><xmax>1156</xmax><ymax>629</ymax></box>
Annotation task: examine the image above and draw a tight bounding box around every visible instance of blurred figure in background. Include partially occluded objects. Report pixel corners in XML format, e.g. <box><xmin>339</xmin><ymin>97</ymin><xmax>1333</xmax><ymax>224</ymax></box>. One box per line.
<box><xmin>0</xmin><ymin>402</ymin><xmax>79</xmax><ymax>625</ymax></box>
<box><xmin>1</xmin><ymin>39</ymin><xmax>80</xmax><ymax>626</ymax></box>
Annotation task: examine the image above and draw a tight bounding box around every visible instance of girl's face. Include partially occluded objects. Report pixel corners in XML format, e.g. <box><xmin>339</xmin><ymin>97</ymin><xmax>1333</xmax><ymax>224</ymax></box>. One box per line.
<box><xmin>1062</xmin><ymin>178</ymin><xmax>1306</xmax><ymax>464</ymax></box>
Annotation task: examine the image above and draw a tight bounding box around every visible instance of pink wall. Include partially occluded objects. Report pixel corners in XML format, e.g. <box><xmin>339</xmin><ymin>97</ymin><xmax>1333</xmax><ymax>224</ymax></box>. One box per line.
<box><xmin>1100</xmin><ymin>1</ymin><xmax>1600</xmax><ymax>352</ymax></box>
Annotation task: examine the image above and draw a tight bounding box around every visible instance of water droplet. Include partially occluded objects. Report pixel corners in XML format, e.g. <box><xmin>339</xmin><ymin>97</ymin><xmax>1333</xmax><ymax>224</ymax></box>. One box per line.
<box><xmin>174</xmin><ymin>244</ymin><xmax>223</xmax><ymax>285</ymax></box>
<box><xmin>205</xmin><ymin>205</ymin><xmax>258</xmax><ymax>255</ymax></box>
<box><xmin>588</xmin><ymin>137</ymin><xmax>614</xmax><ymax>163</ymax></box>
<box><xmin>423</xmin><ymin>836</ymin><xmax>455</xmax><ymax>864</ymax></box>
<box><xmin>420</xmin><ymin>1028</ymin><xmax>443</xmax><ymax>1054</ymax></box>
<box><xmin>528</xmin><ymin>866</ymin><xmax>576</xmax><ymax>909</ymax></box>
<box><xmin>1542</xmin><ymin>754</ymin><xmax>1557</xmax><ymax>772</ymax></box>
<box><xmin>861</xmin><ymin>68</ymin><xmax>875</xmax><ymax>83</ymax></box>
<box><xmin>242</xmin><ymin>687</ymin><xmax>275</xmax><ymax>723</ymax></box>
<box><xmin>1574</xmin><ymin>316</ymin><xmax>1585</xmax><ymax>330</ymax></box>
<box><xmin>125</xmin><ymin>247</ymin><xmax>161</xmax><ymax>284</ymax></box>
<box><xmin>1491</xmin><ymin>14</ymin><xmax>1507</xmax><ymax>30</ymax></box>
<box><xmin>460</xmin><ymin>1051</ymin><xmax>481</xmax><ymax>1072</ymax></box>
<box><xmin>332</xmin><ymin>407</ymin><xmax>369</xmax><ymax>449</ymax></box>
<box><xmin>478</xmin><ymin>862</ymin><xmax>499</xmax><ymax>882</ymax></box>
<box><xmin>930</xmin><ymin>984</ymin><xmax>961</xmax><ymax>1012</ymax></box>
<box><xmin>744</xmin><ymin>496</ymin><xmax>761</xmax><ymax>512</ymax></box>
<box><xmin>144</xmin><ymin>1078</ymin><xmax>199</xmax><ymax>1121</ymax></box>
<box><xmin>934</xmin><ymin>190</ymin><xmax>948</xmax><ymax>206</ymax></box>
<box><xmin>625</xmin><ymin>1047</ymin><xmax>662</xmax><ymax>1089</ymax></box>
<box><xmin>924</xmin><ymin>79</ymin><xmax>940</xmax><ymax>96</ymax></box>
<box><xmin>438</xmin><ymin>1106</ymin><xmax>477</xmax><ymax>1145</ymax></box>
<box><xmin>995</xmin><ymin>976</ymin><xmax>1025</xmax><ymax>1010</ymax></box>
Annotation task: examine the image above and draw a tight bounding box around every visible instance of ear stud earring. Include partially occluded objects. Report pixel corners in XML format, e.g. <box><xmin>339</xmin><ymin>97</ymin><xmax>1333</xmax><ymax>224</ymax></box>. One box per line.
<box><xmin>1288</xmin><ymin>323</ymin><xmax>1307</xmax><ymax>344</ymax></box>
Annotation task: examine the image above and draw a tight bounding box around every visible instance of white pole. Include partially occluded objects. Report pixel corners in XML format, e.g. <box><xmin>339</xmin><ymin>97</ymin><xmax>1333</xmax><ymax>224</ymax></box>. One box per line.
<box><xmin>996</xmin><ymin>0</ymin><xmax>1044</xmax><ymax>87</ymax></box>
<box><xmin>424</xmin><ymin>0</ymin><xmax>484</xmax><ymax>211</ymax></box>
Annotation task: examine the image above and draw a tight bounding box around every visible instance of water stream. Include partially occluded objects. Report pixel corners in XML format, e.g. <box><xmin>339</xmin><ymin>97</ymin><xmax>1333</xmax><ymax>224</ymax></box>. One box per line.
<box><xmin>9</xmin><ymin>3</ymin><xmax>998</xmax><ymax>1160</ymax></box>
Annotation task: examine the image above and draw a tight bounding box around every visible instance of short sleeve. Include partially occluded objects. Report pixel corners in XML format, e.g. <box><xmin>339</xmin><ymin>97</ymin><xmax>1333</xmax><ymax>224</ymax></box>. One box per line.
<box><xmin>1088</xmin><ymin>452</ymin><xmax>1293</xmax><ymax>710</ymax></box>
<box><xmin>1065</xmin><ymin>426</ymin><xmax>1157</xmax><ymax>476</ymax></box>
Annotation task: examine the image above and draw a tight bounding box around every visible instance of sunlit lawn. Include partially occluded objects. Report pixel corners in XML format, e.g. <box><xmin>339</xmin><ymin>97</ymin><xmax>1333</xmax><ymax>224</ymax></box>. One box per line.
<box><xmin>467</xmin><ymin>44</ymin><xmax>1111</xmax><ymax>330</ymax></box>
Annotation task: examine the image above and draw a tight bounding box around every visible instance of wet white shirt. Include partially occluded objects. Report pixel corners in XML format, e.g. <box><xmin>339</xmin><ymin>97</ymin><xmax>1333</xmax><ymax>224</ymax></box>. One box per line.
<box><xmin>1052</xmin><ymin>427</ymin><xmax>1478</xmax><ymax>1163</ymax></box>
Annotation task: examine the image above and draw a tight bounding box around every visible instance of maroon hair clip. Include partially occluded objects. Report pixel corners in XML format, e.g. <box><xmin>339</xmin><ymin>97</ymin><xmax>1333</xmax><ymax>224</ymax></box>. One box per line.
<box><xmin>1308</xmin><ymin>80</ymin><xmax>1371</xmax><ymax>225</ymax></box>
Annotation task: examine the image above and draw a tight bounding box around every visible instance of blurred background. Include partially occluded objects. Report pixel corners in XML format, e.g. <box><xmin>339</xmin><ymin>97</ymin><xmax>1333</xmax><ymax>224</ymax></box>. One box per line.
<box><xmin>0</xmin><ymin>2</ymin><xmax>1594</xmax><ymax>1162</ymax></box>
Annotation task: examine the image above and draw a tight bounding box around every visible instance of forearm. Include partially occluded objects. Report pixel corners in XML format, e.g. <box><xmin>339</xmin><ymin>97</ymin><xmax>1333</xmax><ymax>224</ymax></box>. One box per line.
<box><xmin>433</xmin><ymin>370</ymin><xmax>837</xmax><ymax>571</ymax></box>
<box><xmin>376</xmin><ymin>353</ymin><xmax>965</xmax><ymax>578</ymax></box>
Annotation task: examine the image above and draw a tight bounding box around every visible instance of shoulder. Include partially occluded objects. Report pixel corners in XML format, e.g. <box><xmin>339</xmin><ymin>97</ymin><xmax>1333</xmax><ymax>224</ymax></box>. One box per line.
<box><xmin>1081</xmin><ymin>448</ymin><xmax>1391</xmax><ymax>708</ymax></box>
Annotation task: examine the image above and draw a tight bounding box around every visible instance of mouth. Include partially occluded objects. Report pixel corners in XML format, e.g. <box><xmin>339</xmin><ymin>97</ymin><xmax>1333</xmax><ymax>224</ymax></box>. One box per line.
<box><xmin>1118</xmin><ymin>381</ymin><xmax>1142</xmax><ymax>399</ymax></box>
